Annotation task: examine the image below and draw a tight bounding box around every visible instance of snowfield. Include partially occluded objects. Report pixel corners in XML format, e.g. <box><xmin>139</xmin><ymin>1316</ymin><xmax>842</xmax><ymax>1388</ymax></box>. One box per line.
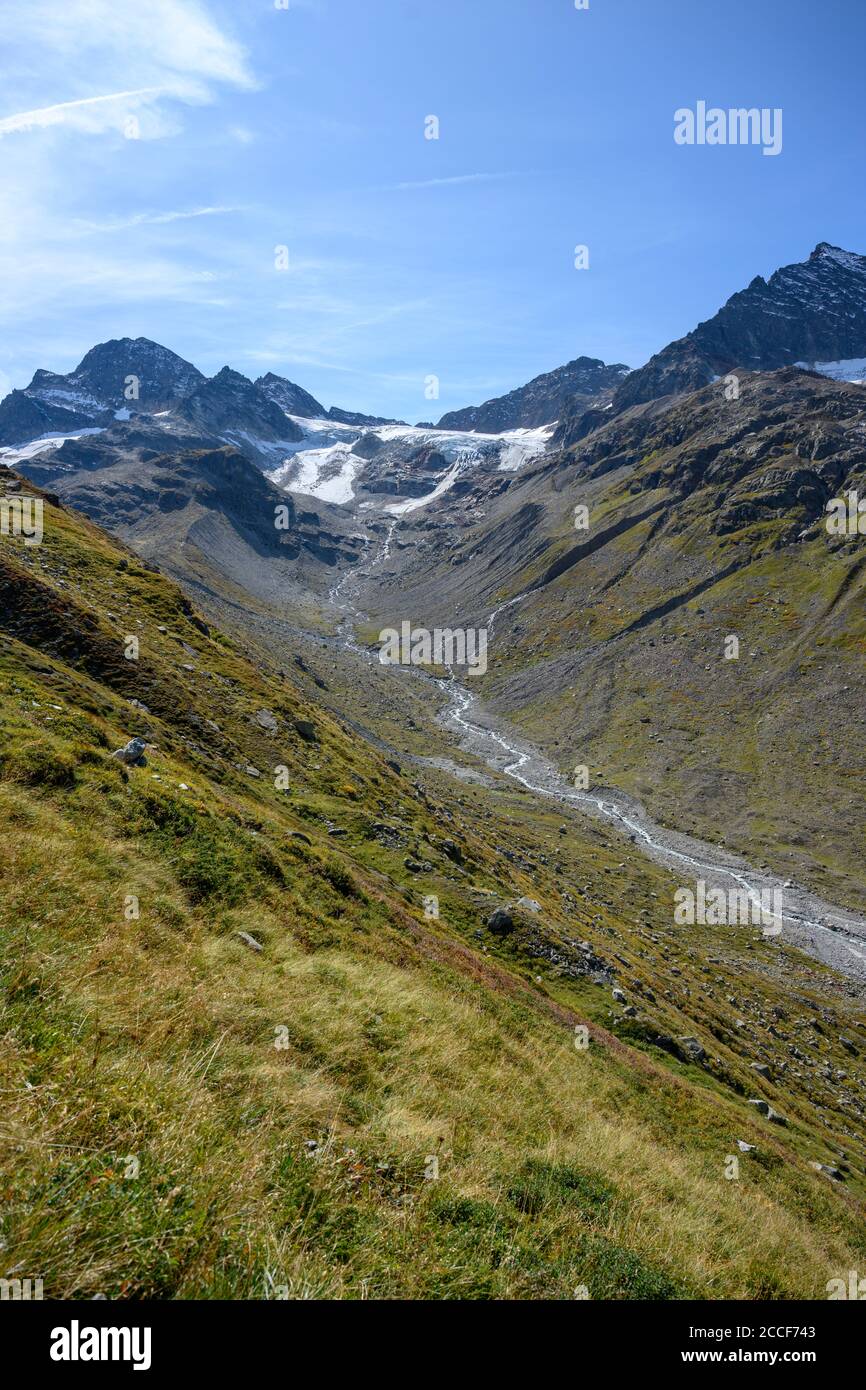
<box><xmin>267</xmin><ymin>416</ymin><xmax>553</xmax><ymax>510</ymax></box>
<box><xmin>796</xmin><ymin>357</ymin><xmax>866</xmax><ymax>384</ymax></box>
<box><xmin>281</xmin><ymin>443</ymin><xmax>366</xmax><ymax>506</ymax></box>
<box><xmin>494</xmin><ymin>425</ymin><xmax>555</xmax><ymax>471</ymax></box>
<box><xmin>28</xmin><ymin>387</ymin><xmax>105</xmax><ymax>413</ymax></box>
<box><xmin>384</xmin><ymin>454</ymin><xmax>475</xmax><ymax>516</ymax></box>
<box><xmin>0</xmin><ymin>428</ymin><xmax>104</xmax><ymax>468</ymax></box>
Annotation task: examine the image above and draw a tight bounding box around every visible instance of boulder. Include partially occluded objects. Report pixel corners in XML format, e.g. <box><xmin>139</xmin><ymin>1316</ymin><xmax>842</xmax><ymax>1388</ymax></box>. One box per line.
<box><xmin>810</xmin><ymin>1161</ymin><xmax>844</xmax><ymax>1181</ymax></box>
<box><xmin>487</xmin><ymin>907</ymin><xmax>515</xmax><ymax>936</ymax></box>
<box><xmin>678</xmin><ymin>1036</ymin><xmax>706</xmax><ymax>1063</ymax></box>
<box><xmin>111</xmin><ymin>736</ymin><xmax>148</xmax><ymax>767</ymax></box>
<box><xmin>748</xmin><ymin>1099</ymin><xmax>787</xmax><ymax>1125</ymax></box>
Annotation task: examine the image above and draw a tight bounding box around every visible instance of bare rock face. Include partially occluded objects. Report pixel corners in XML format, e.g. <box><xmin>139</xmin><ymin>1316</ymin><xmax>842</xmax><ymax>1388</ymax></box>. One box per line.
<box><xmin>326</xmin><ymin>404</ymin><xmax>405</xmax><ymax>427</ymax></box>
<box><xmin>176</xmin><ymin>367</ymin><xmax>304</xmax><ymax>444</ymax></box>
<box><xmin>437</xmin><ymin>356</ymin><xmax>630</xmax><ymax>433</ymax></box>
<box><xmin>0</xmin><ymin>389</ymin><xmax>96</xmax><ymax>446</ymax></box>
<box><xmin>608</xmin><ymin>243</ymin><xmax>866</xmax><ymax>417</ymax></box>
<box><xmin>349</xmin><ymin>432</ymin><xmax>384</xmax><ymax>460</ymax></box>
<box><xmin>0</xmin><ymin>338</ymin><xmax>208</xmax><ymax>445</ymax></box>
<box><xmin>255</xmin><ymin>372</ymin><xmax>326</xmax><ymax>419</ymax></box>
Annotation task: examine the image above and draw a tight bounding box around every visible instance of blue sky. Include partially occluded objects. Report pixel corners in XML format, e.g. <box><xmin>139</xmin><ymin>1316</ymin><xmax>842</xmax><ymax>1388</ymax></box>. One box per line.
<box><xmin>1</xmin><ymin>0</ymin><xmax>864</xmax><ymax>421</ymax></box>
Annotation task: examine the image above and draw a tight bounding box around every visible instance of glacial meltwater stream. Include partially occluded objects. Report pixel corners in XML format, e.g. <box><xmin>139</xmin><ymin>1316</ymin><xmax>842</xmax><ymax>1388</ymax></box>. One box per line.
<box><xmin>328</xmin><ymin>518</ymin><xmax>866</xmax><ymax>986</ymax></box>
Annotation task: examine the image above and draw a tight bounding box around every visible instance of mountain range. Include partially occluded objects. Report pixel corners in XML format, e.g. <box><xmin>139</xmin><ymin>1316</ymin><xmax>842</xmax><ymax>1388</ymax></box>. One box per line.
<box><xmin>0</xmin><ymin>337</ymin><xmax>405</xmax><ymax>461</ymax></box>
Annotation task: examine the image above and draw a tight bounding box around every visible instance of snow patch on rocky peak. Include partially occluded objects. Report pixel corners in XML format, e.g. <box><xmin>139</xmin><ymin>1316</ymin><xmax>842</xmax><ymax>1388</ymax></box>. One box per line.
<box><xmin>796</xmin><ymin>356</ymin><xmax>866</xmax><ymax>384</ymax></box>
<box><xmin>0</xmin><ymin>428</ymin><xmax>104</xmax><ymax>467</ymax></box>
<box><xmin>810</xmin><ymin>243</ymin><xmax>866</xmax><ymax>275</ymax></box>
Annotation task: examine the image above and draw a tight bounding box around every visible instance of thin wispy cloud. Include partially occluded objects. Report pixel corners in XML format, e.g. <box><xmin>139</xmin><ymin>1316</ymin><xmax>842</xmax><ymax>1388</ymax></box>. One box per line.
<box><xmin>387</xmin><ymin>172</ymin><xmax>526</xmax><ymax>192</ymax></box>
<box><xmin>0</xmin><ymin>245</ymin><xmax>234</xmax><ymax>318</ymax></box>
<box><xmin>0</xmin><ymin>0</ymin><xmax>259</xmax><ymax>374</ymax></box>
<box><xmin>1</xmin><ymin>0</ymin><xmax>255</xmax><ymax>140</ymax></box>
<box><xmin>332</xmin><ymin>300</ymin><xmax>433</xmax><ymax>334</ymax></box>
<box><xmin>73</xmin><ymin>206</ymin><xmax>243</xmax><ymax>233</ymax></box>
<box><xmin>0</xmin><ymin>89</ymin><xmax>164</xmax><ymax>140</ymax></box>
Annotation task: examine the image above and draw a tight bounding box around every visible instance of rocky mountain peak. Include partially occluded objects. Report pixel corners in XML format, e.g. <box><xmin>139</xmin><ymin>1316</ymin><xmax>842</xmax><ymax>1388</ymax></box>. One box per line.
<box><xmin>437</xmin><ymin>355</ymin><xmax>631</xmax><ymax>433</ymax></box>
<box><xmin>10</xmin><ymin>336</ymin><xmax>206</xmax><ymax>432</ymax></box>
<box><xmin>65</xmin><ymin>336</ymin><xmax>204</xmax><ymax>408</ymax></box>
<box><xmin>174</xmin><ymin>364</ymin><xmax>304</xmax><ymax>448</ymax></box>
<box><xmin>598</xmin><ymin>242</ymin><xmax>866</xmax><ymax>423</ymax></box>
<box><xmin>209</xmin><ymin>366</ymin><xmax>249</xmax><ymax>387</ymax></box>
<box><xmin>809</xmin><ymin>241</ymin><xmax>866</xmax><ymax>272</ymax></box>
<box><xmin>255</xmin><ymin>372</ymin><xmax>326</xmax><ymax>420</ymax></box>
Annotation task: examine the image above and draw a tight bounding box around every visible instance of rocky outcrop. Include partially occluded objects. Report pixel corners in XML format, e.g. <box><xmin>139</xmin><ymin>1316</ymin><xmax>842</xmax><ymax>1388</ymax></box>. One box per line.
<box><xmin>0</xmin><ymin>390</ymin><xmax>97</xmax><ymax>446</ymax></box>
<box><xmin>438</xmin><ymin>356</ymin><xmax>630</xmax><ymax>433</ymax></box>
<box><xmin>326</xmin><ymin>405</ymin><xmax>405</xmax><ymax>427</ymax></box>
<box><xmin>255</xmin><ymin>372</ymin><xmax>326</xmax><ymax>419</ymax></box>
<box><xmin>111</xmin><ymin>737</ymin><xmax>148</xmax><ymax>767</ymax></box>
<box><xmin>175</xmin><ymin>367</ymin><xmax>304</xmax><ymax>445</ymax></box>
<box><xmin>610</xmin><ymin>242</ymin><xmax>866</xmax><ymax>416</ymax></box>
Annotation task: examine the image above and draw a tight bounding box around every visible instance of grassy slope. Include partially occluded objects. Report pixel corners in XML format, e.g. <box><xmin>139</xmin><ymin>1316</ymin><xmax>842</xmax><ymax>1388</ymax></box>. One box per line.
<box><xmin>483</xmin><ymin>470</ymin><xmax>866</xmax><ymax>911</ymax></box>
<box><xmin>1</xmin><ymin>479</ymin><xmax>865</xmax><ymax>1300</ymax></box>
<box><xmin>416</xmin><ymin>377</ymin><xmax>866</xmax><ymax>912</ymax></box>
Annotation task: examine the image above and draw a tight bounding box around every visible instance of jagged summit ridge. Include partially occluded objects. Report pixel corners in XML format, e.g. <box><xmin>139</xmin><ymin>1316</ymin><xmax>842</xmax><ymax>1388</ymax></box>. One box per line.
<box><xmin>604</xmin><ymin>241</ymin><xmax>866</xmax><ymax>420</ymax></box>
<box><xmin>437</xmin><ymin>355</ymin><xmax>630</xmax><ymax>433</ymax></box>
